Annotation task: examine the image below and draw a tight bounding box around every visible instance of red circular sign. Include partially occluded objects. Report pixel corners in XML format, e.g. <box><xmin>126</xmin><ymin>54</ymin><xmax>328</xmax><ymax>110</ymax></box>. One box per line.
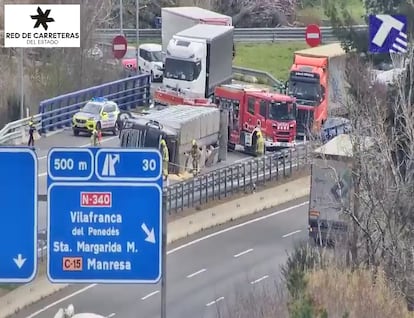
<box><xmin>305</xmin><ymin>24</ymin><xmax>321</xmax><ymax>47</ymax></box>
<box><xmin>112</xmin><ymin>35</ymin><xmax>128</xmax><ymax>59</ymax></box>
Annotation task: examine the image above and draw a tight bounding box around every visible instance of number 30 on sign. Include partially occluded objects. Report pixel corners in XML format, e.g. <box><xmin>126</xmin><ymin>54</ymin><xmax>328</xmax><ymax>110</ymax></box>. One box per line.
<box><xmin>80</xmin><ymin>192</ymin><xmax>112</xmax><ymax>207</ymax></box>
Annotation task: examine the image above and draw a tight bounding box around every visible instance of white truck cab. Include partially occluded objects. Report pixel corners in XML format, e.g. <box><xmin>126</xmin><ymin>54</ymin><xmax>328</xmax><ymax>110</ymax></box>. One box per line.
<box><xmin>139</xmin><ymin>43</ymin><xmax>164</xmax><ymax>82</ymax></box>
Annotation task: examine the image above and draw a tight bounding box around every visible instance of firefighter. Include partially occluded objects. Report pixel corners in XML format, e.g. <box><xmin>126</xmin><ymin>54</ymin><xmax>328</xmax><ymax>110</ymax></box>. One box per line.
<box><xmin>160</xmin><ymin>138</ymin><xmax>169</xmax><ymax>181</ymax></box>
<box><xmin>91</xmin><ymin>126</ymin><xmax>100</xmax><ymax>146</ymax></box>
<box><xmin>256</xmin><ymin>130</ymin><xmax>265</xmax><ymax>156</ymax></box>
<box><xmin>191</xmin><ymin>139</ymin><xmax>201</xmax><ymax>175</ymax></box>
<box><xmin>27</xmin><ymin>116</ymin><xmax>36</xmax><ymax>147</ymax></box>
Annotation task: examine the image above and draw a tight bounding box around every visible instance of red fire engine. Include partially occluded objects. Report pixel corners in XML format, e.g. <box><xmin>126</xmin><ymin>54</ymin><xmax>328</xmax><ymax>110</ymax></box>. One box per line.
<box><xmin>214</xmin><ymin>84</ymin><xmax>297</xmax><ymax>152</ymax></box>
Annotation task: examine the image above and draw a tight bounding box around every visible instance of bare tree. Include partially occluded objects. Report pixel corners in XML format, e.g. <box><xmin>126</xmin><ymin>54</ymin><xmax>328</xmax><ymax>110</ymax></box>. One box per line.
<box><xmin>329</xmin><ymin>50</ymin><xmax>414</xmax><ymax>310</ymax></box>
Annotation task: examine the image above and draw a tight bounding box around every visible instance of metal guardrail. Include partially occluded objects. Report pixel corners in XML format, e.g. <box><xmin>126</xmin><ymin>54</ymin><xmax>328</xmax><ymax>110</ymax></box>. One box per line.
<box><xmin>232</xmin><ymin>66</ymin><xmax>283</xmax><ymax>87</ymax></box>
<box><xmin>95</xmin><ymin>25</ymin><xmax>368</xmax><ymax>42</ymax></box>
<box><xmin>165</xmin><ymin>144</ymin><xmax>310</xmax><ymax>213</ymax></box>
<box><xmin>38</xmin><ymin>74</ymin><xmax>151</xmax><ymax>135</ymax></box>
<box><xmin>0</xmin><ymin>74</ymin><xmax>151</xmax><ymax>145</ymax></box>
<box><xmin>0</xmin><ymin>113</ymin><xmax>43</xmax><ymax>145</ymax></box>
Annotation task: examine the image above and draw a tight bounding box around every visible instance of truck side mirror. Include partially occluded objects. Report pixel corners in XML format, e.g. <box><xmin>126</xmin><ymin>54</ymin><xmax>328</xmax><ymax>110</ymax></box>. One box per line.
<box><xmin>293</xmin><ymin>103</ymin><xmax>297</xmax><ymax>117</ymax></box>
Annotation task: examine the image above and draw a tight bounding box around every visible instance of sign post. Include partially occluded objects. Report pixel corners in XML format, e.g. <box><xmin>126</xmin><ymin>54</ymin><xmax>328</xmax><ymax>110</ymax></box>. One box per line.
<box><xmin>305</xmin><ymin>24</ymin><xmax>321</xmax><ymax>47</ymax></box>
<box><xmin>47</xmin><ymin>148</ymin><xmax>163</xmax><ymax>284</ymax></box>
<box><xmin>112</xmin><ymin>35</ymin><xmax>128</xmax><ymax>59</ymax></box>
<box><xmin>0</xmin><ymin>148</ymin><xmax>37</xmax><ymax>283</ymax></box>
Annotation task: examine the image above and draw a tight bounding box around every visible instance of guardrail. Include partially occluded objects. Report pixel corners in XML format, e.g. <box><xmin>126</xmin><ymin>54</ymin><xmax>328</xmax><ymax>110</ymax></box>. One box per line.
<box><xmin>95</xmin><ymin>25</ymin><xmax>368</xmax><ymax>42</ymax></box>
<box><xmin>0</xmin><ymin>113</ymin><xmax>43</xmax><ymax>145</ymax></box>
<box><xmin>232</xmin><ymin>66</ymin><xmax>283</xmax><ymax>87</ymax></box>
<box><xmin>38</xmin><ymin>74</ymin><xmax>151</xmax><ymax>135</ymax></box>
<box><xmin>166</xmin><ymin>145</ymin><xmax>309</xmax><ymax>213</ymax></box>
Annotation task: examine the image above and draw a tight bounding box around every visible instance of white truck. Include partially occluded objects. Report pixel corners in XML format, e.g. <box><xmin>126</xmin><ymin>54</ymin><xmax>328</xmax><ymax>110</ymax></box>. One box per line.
<box><xmin>308</xmin><ymin>134</ymin><xmax>353</xmax><ymax>245</ymax></box>
<box><xmin>161</xmin><ymin>6</ymin><xmax>232</xmax><ymax>53</ymax></box>
<box><xmin>162</xmin><ymin>24</ymin><xmax>234</xmax><ymax>99</ymax></box>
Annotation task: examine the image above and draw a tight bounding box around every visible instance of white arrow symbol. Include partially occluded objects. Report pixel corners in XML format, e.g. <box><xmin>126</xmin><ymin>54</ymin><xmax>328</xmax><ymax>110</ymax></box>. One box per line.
<box><xmin>13</xmin><ymin>254</ymin><xmax>26</xmax><ymax>269</ymax></box>
<box><xmin>141</xmin><ymin>223</ymin><xmax>156</xmax><ymax>244</ymax></box>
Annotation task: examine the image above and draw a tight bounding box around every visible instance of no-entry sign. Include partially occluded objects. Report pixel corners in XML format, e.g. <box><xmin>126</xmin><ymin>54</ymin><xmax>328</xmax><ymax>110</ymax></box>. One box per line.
<box><xmin>112</xmin><ymin>35</ymin><xmax>128</xmax><ymax>59</ymax></box>
<box><xmin>305</xmin><ymin>24</ymin><xmax>321</xmax><ymax>47</ymax></box>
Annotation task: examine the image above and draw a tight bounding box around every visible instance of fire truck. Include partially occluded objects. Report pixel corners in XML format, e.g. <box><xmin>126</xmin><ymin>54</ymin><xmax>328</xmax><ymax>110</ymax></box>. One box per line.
<box><xmin>214</xmin><ymin>84</ymin><xmax>297</xmax><ymax>153</ymax></box>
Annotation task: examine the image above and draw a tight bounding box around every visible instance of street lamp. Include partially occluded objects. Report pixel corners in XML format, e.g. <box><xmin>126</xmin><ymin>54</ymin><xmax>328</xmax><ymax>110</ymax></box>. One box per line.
<box><xmin>135</xmin><ymin>1</ymin><xmax>147</xmax><ymax>74</ymax></box>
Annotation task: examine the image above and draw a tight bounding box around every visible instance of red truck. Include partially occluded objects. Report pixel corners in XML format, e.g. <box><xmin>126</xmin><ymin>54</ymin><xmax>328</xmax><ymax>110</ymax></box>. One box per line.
<box><xmin>214</xmin><ymin>84</ymin><xmax>297</xmax><ymax>153</ymax></box>
<box><xmin>287</xmin><ymin>43</ymin><xmax>346</xmax><ymax>138</ymax></box>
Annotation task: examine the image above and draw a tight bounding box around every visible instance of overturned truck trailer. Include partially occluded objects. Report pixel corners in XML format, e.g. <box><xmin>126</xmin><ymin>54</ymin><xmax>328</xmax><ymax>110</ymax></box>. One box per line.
<box><xmin>119</xmin><ymin>105</ymin><xmax>225</xmax><ymax>174</ymax></box>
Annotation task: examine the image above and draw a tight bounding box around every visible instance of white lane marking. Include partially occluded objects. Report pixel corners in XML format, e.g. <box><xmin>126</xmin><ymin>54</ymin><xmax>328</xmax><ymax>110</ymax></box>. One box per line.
<box><xmin>106</xmin><ymin>314</ymin><xmax>116</xmax><ymax>318</ymax></box>
<box><xmin>186</xmin><ymin>268</ymin><xmax>207</xmax><ymax>278</ymax></box>
<box><xmin>282</xmin><ymin>229</ymin><xmax>302</xmax><ymax>238</ymax></box>
<box><xmin>26</xmin><ymin>284</ymin><xmax>98</xmax><ymax>317</ymax></box>
<box><xmin>206</xmin><ymin>296</ymin><xmax>224</xmax><ymax>307</ymax></box>
<box><xmin>250</xmin><ymin>275</ymin><xmax>269</xmax><ymax>285</ymax></box>
<box><xmin>37</xmin><ymin>136</ymin><xmax>118</xmax><ymax>177</ymax></box>
<box><xmin>27</xmin><ymin>201</ymin><xmax>308</xmax><ymax>317</ymax></box>
<box><xmin>233</xmin><ymin>248</ymin><xmax>253</xmax><ymax>258</ymax></box>
<box><xmin>141</xmin><ymin>290</ymin><xmax>160</xmax><ymax>300</ymax></box>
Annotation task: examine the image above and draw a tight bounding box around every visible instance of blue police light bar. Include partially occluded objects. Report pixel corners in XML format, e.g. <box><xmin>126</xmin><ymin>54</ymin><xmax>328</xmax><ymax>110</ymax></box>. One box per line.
<box><xmin>91</xmin><ymin>97</ymin><xmax>108</xmax><ymax>102</ymax></box>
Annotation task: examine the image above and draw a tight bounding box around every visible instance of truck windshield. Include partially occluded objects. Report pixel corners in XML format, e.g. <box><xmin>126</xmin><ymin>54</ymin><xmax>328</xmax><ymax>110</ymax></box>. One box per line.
<box><xmin>288</xmin><ymin>81</ymin><xmax>321</xmax><ymax>103</ymax></box>
<box><xmin>164</xmin><ymin>58</ymin><xmax>201</xmax><ymax>81</ymax></box>
<box><xmin>149</xmin><ymin>51</ymin><xmax>163</xmax><ymax>62</ymax></box>
<box><xmin>269</xmin><ymin>102</ymin><xmax>295</xmax><ymax>121</ymax></box>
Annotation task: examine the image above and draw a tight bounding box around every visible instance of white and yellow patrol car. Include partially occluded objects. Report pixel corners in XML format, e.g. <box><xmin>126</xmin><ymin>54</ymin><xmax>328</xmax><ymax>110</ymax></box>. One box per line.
<box><xmin>72</xmin><ymin>97</ymin><xmax>121</xmax><ymax>136</ymax></box>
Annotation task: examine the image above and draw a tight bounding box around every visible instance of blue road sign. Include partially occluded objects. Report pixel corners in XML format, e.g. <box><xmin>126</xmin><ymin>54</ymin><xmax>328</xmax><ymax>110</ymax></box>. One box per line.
<box><xmin>0</xmin><ymin>148</ymin><xmax>37</xmax><ymax>283</ymax></box>
<box><xmin>47</xmin><ymin>148</ymin><xmax>162</xmax><ymax>283</ymax></box>
<box><xmin>369</xmin><ymin>14</ymin><xmax>407</xmax><ymax>54</ymax></box>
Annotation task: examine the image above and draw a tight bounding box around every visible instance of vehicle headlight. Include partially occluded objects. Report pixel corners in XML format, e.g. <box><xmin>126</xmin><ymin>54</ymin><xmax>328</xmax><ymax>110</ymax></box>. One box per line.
<box><xmin>155</xmin><ymin>65</ymin><xmax>162</xmax><ymax>70</ymax></box>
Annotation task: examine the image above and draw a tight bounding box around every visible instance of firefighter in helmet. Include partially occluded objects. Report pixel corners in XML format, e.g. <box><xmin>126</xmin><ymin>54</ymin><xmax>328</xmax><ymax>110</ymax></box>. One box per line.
<box><xmin>90</xmin><ymin>123</ymin><xmax>101</xmax><ymax>146</ymax></box>
<box><xmin>256</xmin><ymin>130</ymin><xmax>265</xmax><ymax>156</ymax></box>
<box><xmin>190</xmin><ymin>139</ymin><xmax>201</xmax><ymax>175</ymax></box>
<box><xmin>160</xmin><ymin>138</ymin><xmax>169</xmax><ymax>181</ymax></box>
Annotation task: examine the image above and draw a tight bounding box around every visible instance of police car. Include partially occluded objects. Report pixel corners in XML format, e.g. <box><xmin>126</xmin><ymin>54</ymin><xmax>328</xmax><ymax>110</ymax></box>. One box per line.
<box><xmin>72</xmin><ymin>97</ymin><xmax>121</xmax><ymax>136</ymax></box>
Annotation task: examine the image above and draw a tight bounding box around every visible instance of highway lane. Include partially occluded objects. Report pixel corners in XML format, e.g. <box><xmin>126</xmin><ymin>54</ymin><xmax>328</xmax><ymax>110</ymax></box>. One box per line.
<box><xmin>15</xmin><ymin>200</ymin><xmax>308</xmax><ymax>318</ymax></box>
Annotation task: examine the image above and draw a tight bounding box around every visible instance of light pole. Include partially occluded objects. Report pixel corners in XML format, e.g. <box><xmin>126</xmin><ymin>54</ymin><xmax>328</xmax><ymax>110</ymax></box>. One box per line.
<box><xmin>120</xmin><ymin>0</ymin><xmax>123</xmax><ymax>35</ymax></box>
<box><xmin>135</xmin><ymin>0</ymin><xmax>139</xmax><ymax>74</ymax></box>
<box><xmin>19</xmin><ymin>48</ymin><xmax>24</xmax><ymax>119</ymax></box>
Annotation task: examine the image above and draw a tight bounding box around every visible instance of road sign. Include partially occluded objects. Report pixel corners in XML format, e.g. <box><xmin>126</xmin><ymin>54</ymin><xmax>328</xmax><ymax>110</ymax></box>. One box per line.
<box><xmin>112</xmin><ymin>35</ymin><xmax>128</xmax><ymax>59</ymax></box>
<box><xmin>47</xmin><ymin>148</ymin><xmax>162</xmax><ymax>283</ymax></box>
<box><xmin>305</xmin><ymin>24</ymin><xmax>321</xmax><ymax>47</ymax></box>
<box><xmin>0</xmin><ymin>148</ymin><xmax>37</xmax><ymax>283</ymax></box>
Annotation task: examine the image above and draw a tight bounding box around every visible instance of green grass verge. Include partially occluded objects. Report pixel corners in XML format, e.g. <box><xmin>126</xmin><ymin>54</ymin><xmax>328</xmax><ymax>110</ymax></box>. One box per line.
<box><xmin>297</xmin><ymin>0</ymin><xmax>365</xmax><ymax>25</ymax></box>
<box><xmin>233</xmin><ymin>42</ymin><xmax>308</xmax><ymax>82</ymax></box>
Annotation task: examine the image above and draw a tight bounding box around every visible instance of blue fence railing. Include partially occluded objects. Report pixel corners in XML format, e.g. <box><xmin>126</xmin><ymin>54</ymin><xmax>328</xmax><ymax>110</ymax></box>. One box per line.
<box><xmin>38</xmin><ymin>74</ymin><xmax>151</xmax><ymax>134</ymax></box>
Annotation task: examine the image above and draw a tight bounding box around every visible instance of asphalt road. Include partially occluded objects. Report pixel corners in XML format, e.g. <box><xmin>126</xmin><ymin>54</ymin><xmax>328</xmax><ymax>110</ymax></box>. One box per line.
<box><xmin>14</xmin><ymin>200</ymin><xmax>308</xmax><ymax>318</ymax></box>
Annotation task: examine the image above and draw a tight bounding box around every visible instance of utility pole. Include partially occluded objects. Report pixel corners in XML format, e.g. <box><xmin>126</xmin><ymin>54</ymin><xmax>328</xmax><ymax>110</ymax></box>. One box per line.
<box><xmin>161</xmin><ymin>190</ymin><xmax>167</xmax><ymax>318</ymax></box>
<box><xmin>19</xmin><ymin>48</ymin><xmax>24</xmax><ymax>119</ymax></box>
<box><xmin>135</xmin><ymin>0</ymin><xmax>139</xmax><ymax>75</ymax></box>
<box><xmin>120</xmin><ymin>0</ymin><xmax>123</xmax><ymax>35</ymax></box>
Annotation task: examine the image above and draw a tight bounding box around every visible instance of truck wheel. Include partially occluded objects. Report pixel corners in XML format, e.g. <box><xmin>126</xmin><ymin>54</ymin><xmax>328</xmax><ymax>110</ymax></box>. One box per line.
<box><xmin>96</xmin><ymin>121</ymin><xmax>101</xmax><ymax>130</ymax></box>
<box><xmin>73</xmin><ymin>129</ymin><xmax>79</xmax><ymax>136</ymax></box>
<box><xmin>112</xmin><ymin>124</ymin><xmax>118</xmax><ymax>136</ymax></box>
<box><xmin>150</xmin><ymin>71</ymin><xmax>154</xmax><ymax>82</ymax></box>
<box><xmin>228</xmin><ymin>143</ymin><xmax>236</xmax><ymax>151</ymax></box>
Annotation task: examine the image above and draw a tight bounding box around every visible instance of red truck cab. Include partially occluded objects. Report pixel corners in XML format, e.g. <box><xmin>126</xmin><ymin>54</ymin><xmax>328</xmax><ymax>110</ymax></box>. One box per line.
<box><xmin>287</xmin><ymin>44</ymin><xmax>346</xmax><ymax>138</ymax></box>
<box><xmin>214</xmin><ymin>84</ymin><xmax>297</xmax><ymax>152</ymax></box>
